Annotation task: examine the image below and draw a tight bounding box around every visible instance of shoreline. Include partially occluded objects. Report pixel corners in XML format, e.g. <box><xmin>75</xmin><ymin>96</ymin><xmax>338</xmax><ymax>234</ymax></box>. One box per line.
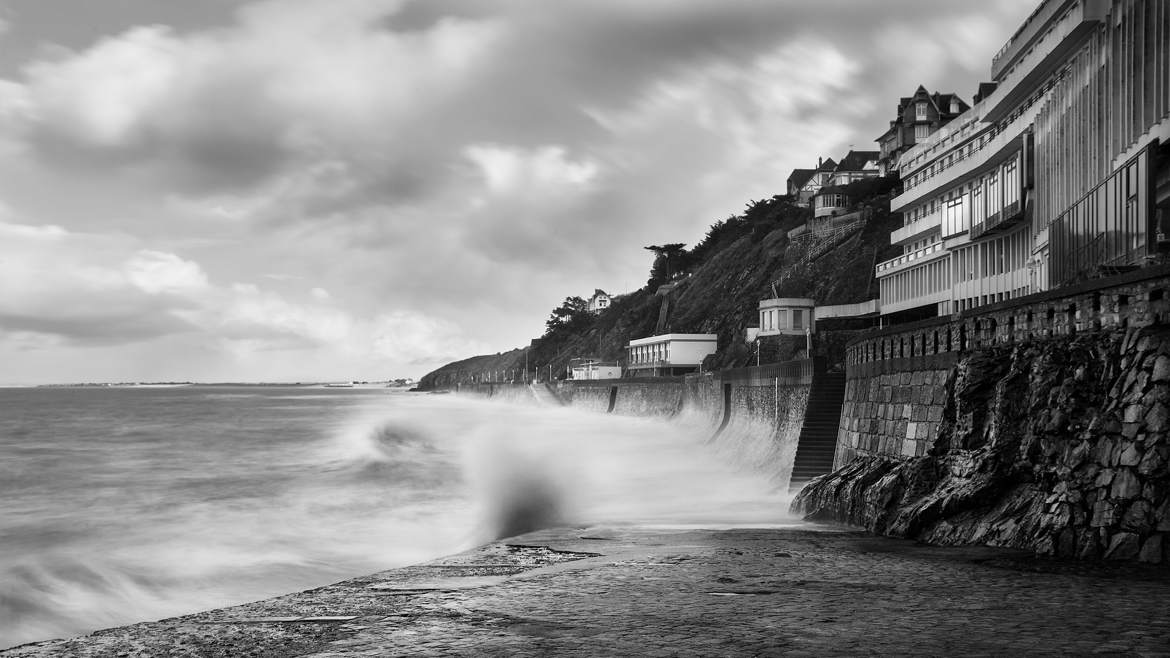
<box><xmin>6</xmin><ymin>523</ymin><xmax>1170</xmax><ymax>656</ymax></box>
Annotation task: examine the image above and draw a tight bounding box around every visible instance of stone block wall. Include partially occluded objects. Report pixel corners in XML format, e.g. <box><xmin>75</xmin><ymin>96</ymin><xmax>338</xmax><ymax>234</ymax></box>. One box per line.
<box><xmin>836</xmin><ymin>364</ymin><xmax>953</xmax><ymax>467</ymax></box>
<box><xmin>838</xmin><ymin>267</ymin><xmax>1170</xmax><ymax>468</ymax></box>
<box><xmin>797</xmin><ymin>325</ymin><xmax>1170</xmax><ymax>564</ymax></box>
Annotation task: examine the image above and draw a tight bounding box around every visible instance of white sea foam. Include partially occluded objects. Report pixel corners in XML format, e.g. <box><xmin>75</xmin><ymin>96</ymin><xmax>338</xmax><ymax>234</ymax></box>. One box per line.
<box><xmin>0</xmin><ymin>388</ymin><xmax>796</xmax><ymax>649</ymax></box>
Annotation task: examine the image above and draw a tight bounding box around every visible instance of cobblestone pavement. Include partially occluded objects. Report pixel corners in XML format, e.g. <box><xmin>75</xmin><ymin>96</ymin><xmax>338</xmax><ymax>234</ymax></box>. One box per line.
<box><xmin>6</xmin><ymin>525</ymin><xmax>1170</xmax><ymax>657</ymax></box>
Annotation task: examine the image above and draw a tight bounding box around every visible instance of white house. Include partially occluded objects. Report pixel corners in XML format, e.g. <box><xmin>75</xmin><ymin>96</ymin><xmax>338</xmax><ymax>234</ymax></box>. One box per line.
<box><xmin>586</xmin><ymin>290</ymin><xmax>611</xmax><ymax>313</ymax></box>
<box><xmin>758</xmin><ymin>298</ymin><xmax>816</xmax><ymax>336</ymax></box>
<box><xmin>569</xmin><ymin>361</ymin><xmax>622</xmax><ymax>380</ymax></box>
<box><xmin>625</xmin><ymin>333</ymin><xmax>717</xmax><ymax>377</ymax></box>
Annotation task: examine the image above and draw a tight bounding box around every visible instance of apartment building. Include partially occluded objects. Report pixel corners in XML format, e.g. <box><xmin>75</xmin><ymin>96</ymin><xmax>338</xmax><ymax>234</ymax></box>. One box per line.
<box><xmin>877</xmin><ymin>0</ymin><xmax>1170</xmax><ymax>325</ymax></box>
<box><xmin>625</xmin><ymin>334</ymin><xmax>718</xmax><ymax>377</ymax></box>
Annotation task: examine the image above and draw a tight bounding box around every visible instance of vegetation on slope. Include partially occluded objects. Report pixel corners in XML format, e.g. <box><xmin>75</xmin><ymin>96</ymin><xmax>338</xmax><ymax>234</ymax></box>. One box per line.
<box><xmin>418</xmin><ymin>176</ymin><xmax>901</xmax><ymax>389</ymax></box>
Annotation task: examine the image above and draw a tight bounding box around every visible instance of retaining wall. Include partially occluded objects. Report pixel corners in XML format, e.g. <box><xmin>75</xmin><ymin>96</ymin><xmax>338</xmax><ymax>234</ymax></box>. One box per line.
<box><xmin>838</xmin><ymin>265</ymin><xmax>1170</xmax><ymax>468</ymax></box>
<box><xmin>549</xmin><ymin>361</ymin><xmax>818</xmax><ymax>485</ymax></box>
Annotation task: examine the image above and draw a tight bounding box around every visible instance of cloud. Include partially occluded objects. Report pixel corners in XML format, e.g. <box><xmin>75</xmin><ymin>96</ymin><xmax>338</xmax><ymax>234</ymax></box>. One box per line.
<box><xmin>464</xmin><ymin>145</ymin><xmax>598</xmax><ymax>195</ymax></box>
<box><xmin>125</xmin><ymin>250</ymin><xmax>210</xmax><ymax>295</ymax></box>
<box><xmin>0</xmin><ymin>220</ymin><xmax>480</xmax><ymax>370</ymax></box>
<box><xmin>372</xmin><ymin>311</ymin><xmax>488</xmax><ymax>364</ymax></box>
<box><xmin>0</xmin><ymin>0</ymin><xmax>1039</xmax><ymax>382</ymax></box>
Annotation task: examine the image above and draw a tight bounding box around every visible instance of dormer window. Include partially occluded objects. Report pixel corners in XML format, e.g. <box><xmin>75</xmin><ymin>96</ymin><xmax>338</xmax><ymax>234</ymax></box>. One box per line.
<box><xmin>950</xmin><ymin>98</ymin><xmax>960</xmax><ymax>113</ymax></box>
<box><xmin>915</xmin><ymin>101</ymin><xmax>928</xmax><ymax>120</ymax></box>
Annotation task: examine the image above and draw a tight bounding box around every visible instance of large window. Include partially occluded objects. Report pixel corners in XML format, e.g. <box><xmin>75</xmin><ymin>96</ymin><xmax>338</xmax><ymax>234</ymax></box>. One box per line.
<box><xmin>943</xmin><ymin>194</ymin><xmax>967</xmax><ymax>237</ymax></box>
<box><xmin>1002</xmin><ymin>157</ymin><xmax>1020</xmax><ymax>210</ymax></box>
<box><xmin>914</xmin><ymin>124</ymin><xmax>931</xmax><ymax>140</ymax></box>
<box><xmin>971</xmin><ymin>182</ymin><xmax>984</xmax><ymax>227</ymax></box>
<box><xmin>986</xmin><ymin>169</ymin><xmax>1001</xmax><ymax>217</ymax></box>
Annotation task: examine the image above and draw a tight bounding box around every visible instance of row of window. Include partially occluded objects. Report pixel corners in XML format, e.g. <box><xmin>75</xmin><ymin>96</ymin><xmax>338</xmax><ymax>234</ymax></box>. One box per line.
<box><xmin>1049</xmin><ymin>150</ymin><xmax>1150</xmax><ymax>286</ymax></box>
<box><xmin>938</xmin><ymin>153</ymin><xmax>1023</xmax><ymax>238</ymax></box>
<box><xmin>628</xmin><ymin>343</ymin><xmax>670</xmax><ymax>365</ymax></box>
<box><xmin>952</xmin><ymin>228</ymin><xmax>1030</xmax><ymax>284</ymax></box>
<box><xmin>760</xmin><ymin>308</ymin><xmax>807</xmax><ymax>332</ymax></box>
<box><xmin>814</xmin><ymin>193</ymin><xmax>847</xmax><ymax>210</ymax></box>
<box><xmin>900</xmin><ymin>69</ymin><xmax>1062</xmax><ymax>194</ymax></box>
<box><xmin>879</xmin><ymin>257</ymin><xmax>950</xmax><ymax>307</ymax></box>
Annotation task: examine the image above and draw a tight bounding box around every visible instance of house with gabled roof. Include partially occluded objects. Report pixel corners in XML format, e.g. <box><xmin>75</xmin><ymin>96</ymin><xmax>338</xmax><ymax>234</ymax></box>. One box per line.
<box><xmin>875</xmin><ymin>85</ymin><xmax>970</xmax><ymax>175</ymax></box>
<box><xmin>829</xmin><ymin>150</ymin><xmax>880</xmax><ymax>187</ymax></box>
<box><xmin>794</xmin><ymin>157</ymin><xmax>838</xmax><ymax>205</ymax></box>
<box><xmin>786</xmin><ymin>168</ymin><xmax>816</xmax><ymax>197</ymax></box>
<box><xmin>586</xmin><ymin>289</ymin><xmax>611</xmax><ymax>313</ymax></box>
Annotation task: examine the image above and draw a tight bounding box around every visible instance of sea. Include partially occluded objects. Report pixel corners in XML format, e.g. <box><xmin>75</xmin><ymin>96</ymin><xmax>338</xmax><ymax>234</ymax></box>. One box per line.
<box><xmin>0</xmin><ymin>386</ymin><xmax>793</xmax><ymax>649</ymax></box>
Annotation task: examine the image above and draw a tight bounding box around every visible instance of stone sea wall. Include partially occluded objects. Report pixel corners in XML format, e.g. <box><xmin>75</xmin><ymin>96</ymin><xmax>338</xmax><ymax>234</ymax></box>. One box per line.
<box><xmin>795</xmin><ymin>325</ymin><xmax>1170</xmax><ymax>564</ymax></box>
<box><xmin>834</xmin><ymin>355</ymin><xmax>955</xmax><ymax>466</ymax></box>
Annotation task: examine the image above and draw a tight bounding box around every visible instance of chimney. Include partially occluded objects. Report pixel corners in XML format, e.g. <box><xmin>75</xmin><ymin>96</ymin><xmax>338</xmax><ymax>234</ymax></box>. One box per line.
<box><xmin>817</xmin><ymin>156</ymin><xmax>822</xmax><ymax>168</ymax></box>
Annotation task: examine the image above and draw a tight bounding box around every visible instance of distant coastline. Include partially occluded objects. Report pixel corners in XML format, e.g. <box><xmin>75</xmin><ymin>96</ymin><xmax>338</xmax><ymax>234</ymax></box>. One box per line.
<box><xmin>21</xmin><ymin>380</ymin><xmax>416</xmax><ymax>389</ymax></box>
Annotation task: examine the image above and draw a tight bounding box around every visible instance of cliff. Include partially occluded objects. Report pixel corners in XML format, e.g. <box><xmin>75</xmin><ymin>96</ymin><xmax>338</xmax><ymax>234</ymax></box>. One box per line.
<box><xmin>793</xmin><ymin>326</ymin><xmax>1170</xmax><ymax>563</ymax></box>
<box><xmin>420</xmin><ymin>177</ymin><xmax>901</xmax><ymax>389</ymax></box>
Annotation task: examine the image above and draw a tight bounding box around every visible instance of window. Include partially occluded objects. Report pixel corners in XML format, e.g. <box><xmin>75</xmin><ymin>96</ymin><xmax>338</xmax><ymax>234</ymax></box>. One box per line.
<box><xmin>986</xmin><ymin>169</ymin><xmax>1001</xmax><ymax>216</ymax></box>
<box><xmin>916</xmin><ymin>101</ymin><xmax>928</xmax><ymax>120</ymax></box>
<box><xmin>943</xmin><ymin>194</ymin><xmax>966</xmax><ymax>237</ymax></box>
<box><xmin>1003</xmin><ymin>158</ymin><xmax>1019</xmax><ymax>209</ymax></box>
<box><xmin>792</xmin><ymin>310</ymin><xmax>804</xmax><ymax>330</ymax></box>
<box><xmin>915</xmin><ymin>124</ymin><xmax>931</xmax><ymax>140</ymax></box>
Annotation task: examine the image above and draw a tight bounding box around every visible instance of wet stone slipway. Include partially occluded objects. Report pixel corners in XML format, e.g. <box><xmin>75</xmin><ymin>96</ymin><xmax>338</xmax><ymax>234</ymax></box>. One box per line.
<box><xmin>6</xmin><ymin>526</ymin><xmax>1170</xmax><ymax>657</ymax></box>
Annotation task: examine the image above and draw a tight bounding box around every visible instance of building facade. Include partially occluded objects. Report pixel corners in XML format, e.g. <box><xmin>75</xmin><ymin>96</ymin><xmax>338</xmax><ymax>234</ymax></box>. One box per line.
<box><xmin>758</xmin><ymin>298</ymin><xmax>816</xmax><ymax>336</ymax></box>
<box><xmin>793</xmin><ymin>158</ymin><xmax>837</xmax><ymax>205</ymax></box>
<box><xmin>876</xmin><ymin>0</ymin><xmax>1170</xmax><ymax>326</ymax></box>
<box><xmin>586</xmin><ymin>289</ymin><xmax>611</xmax><ymax>313</ymax></box>
<box><xmin>569</xmin><ymin>362</ymin><xmax>622</xmax><ymax>380</ymax></box>
<box><xmin>625</xmin><ymin>334</ymin><xmax>718</xmax><ymax>377</ymax></box>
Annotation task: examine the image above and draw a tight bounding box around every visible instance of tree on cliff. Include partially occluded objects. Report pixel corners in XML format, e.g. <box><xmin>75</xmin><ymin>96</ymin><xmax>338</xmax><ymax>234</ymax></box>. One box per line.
<box><xmin>644</xmin><ymin>243</ymin><xmax>688</xmax><ymax>289</ymax></box>
<box><xmin>544</xmin><ymin>296</ymin><xmax>591</xmax><ymax>335</ymax></box>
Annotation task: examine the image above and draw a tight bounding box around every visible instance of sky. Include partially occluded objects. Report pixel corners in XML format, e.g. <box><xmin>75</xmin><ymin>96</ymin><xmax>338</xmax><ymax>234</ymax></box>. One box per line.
<box><xmin>0</xmin><ymin>0</ymin><xmax>1038</xmax><ymax>384</ymax></box>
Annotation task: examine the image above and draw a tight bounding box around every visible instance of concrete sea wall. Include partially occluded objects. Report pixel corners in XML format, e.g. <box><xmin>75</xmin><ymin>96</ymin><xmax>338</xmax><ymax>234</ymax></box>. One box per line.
<box><xmin>550</xmin><ymin>362</ymin><xmax>817</xmax><ymax>486</ymax></box>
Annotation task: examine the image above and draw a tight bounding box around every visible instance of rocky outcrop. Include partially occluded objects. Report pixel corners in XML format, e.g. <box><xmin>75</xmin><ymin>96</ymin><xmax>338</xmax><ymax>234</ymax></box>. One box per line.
<box><xmin>794</xmin><ymin>326</ymin><xmax>1170</xmax><ymax>563</ymax></box>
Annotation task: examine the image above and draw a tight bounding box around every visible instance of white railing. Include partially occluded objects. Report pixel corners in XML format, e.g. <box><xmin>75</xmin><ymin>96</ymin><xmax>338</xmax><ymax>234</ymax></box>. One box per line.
<box><xmin>890</xmin><ymin>211</ymin><xmax>943</xmax><ymax>245</ymax></box>
<box><xmin>875</xmin><ymin>242</ymin><xmax>945</xmax><ymax>276</ymax></box>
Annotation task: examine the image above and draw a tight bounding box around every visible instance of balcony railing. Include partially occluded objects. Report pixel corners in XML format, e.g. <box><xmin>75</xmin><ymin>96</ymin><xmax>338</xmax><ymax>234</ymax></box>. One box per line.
<box><xmin>890</xmin><ymin>210</ymin><xmax>943</xmax><ymax>245</ymax></box>
<box><xmin>990</xmin><ymin>0</ymin><xmax>1073</xmax><ymax>80</ymax></box>
<box><xmin>875</xmin><ymin>242</ymin><xmax>945</xmax><ymax>276</ymax></box>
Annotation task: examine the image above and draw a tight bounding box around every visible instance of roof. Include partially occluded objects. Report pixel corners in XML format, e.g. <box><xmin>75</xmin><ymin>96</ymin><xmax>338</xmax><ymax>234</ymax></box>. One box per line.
<box><xmin>833</xmin><ymin>150</ymin><xmax>880</xmax><ymax>172</ymax></box>
<box><xmin>589</xmin><ymin>289</ymin><xmax>609</xmax><ymax>299</ymax></box>
<box><xmin>929</xmin><ymin>92</ymin><xmax>970</xmax><ymax>115</ymax></box>
<box><xmin>817</xmin><ymin>158</ymin><xmax>838</xmax><ymax>172</ymax></box>
<box><xmin>786</xmin><ymin>168</ymin><xmax>815</xmax><ymax>189</ymax></box>
<box><xmin>627</xmin><ymin>333</ymin><xmax>718</xmax><ymax>347</ymax></box>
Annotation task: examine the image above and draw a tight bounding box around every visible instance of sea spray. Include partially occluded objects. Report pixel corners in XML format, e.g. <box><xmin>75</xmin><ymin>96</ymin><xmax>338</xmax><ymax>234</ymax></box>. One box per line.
<box><xmin>0</xmin><ymin>387</ymin><xmax>797</xmax><ymax>649</ymax></box>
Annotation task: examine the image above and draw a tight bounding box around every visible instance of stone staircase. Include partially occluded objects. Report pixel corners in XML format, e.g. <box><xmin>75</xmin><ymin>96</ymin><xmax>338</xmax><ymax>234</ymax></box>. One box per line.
<box><xmin>789</xmin><ymin>372</ymin><xmax>847</xmax><ymax>490</ymax></box>
<box><xmin>529</xmin><ymin>382</ymin><xmax>565</xmax><ymax>406</ymax></box>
